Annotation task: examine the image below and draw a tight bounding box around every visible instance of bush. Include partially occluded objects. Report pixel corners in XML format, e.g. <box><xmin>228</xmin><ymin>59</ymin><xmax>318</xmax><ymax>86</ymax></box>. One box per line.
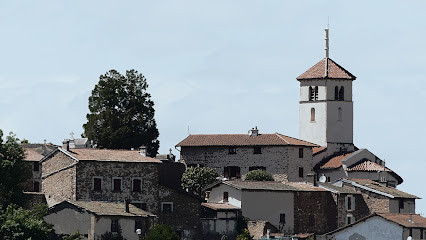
<box><xmin>236</xmin><ymin>229</ymin><xmax>254</xmax><ymax>240</ymax></box>
<box><xmin>144</xmin><ymin>224</ymin><xmax>180</xmax><ymax>240</ymax></box>
<box><xmin>244</xmin><ymin>170</ymin><xmax>274</xmax><ymax>181</ymax></box>
<box><xmin>182</xmin><ymin>166</ymin><xmax>218</xmax><ymax>196</ymax></box>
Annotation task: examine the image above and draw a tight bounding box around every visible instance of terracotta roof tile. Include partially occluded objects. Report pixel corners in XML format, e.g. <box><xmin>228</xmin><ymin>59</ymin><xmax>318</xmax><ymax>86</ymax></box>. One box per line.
<box><xmin>313</xmin><ymin>147</ymin><xmax>327</xmax><ymax>155</ymax></box>
<box><xmin>202</xmin><ymin>202</ymin><xmax>240</xmax><ymax>211</ymax></box>
<box><xmin>24</xmin><ymin>148</ymin><xmax>45</xmax><ymax>161</ymax></box>
<box><xmin>297</xmin><ymin>58</ymin><xmax>356</xmax><ymax>80</ymax></box>
<box><xmin>320</xmin><ymin>152</ymin><xmax>355</xmax><ymax>169</ymax></box>
<box><xmin>64</xmin><ymin>148</ymin><xmax>161</xmax><ymax>163</ymax></box>
<box><xmin>344</xmin><ymin>178</ymin><xmax>420</xmax><ymax>199</ymax></box>
<box><xmin>347</xmin><ymin>160</ymin><xmax>390</xmax><ymax>172</ymax></box>
<box><xmin>377</xmin><ymin>213</ymin><xmax>426</xmax><ymax>228</ymax></box>
<box><xmin>176</xmin><ymin>133</ymin><xmax>317</xmax><ymax>147</ymax></box>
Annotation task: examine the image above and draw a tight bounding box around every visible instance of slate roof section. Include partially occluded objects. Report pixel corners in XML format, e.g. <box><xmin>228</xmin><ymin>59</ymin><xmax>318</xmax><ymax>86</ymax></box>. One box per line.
<box><xmin>297</xmin><ymin>58</ymin><xmax>356</xmax><ymax>80</ymax></box>
<box><xmin>342</xmin><ymin>179</ymin><xmax>420</xmax><ymax>199</ymax></box>
<box><xmin>202</xmin><ymin>202</ymin><xmax>240</xmax><ymax>211</ymax></box>
<box><xmin>319</xmin><ymin>152</ymin><xmax>355</xmax><ymax>169</ymax></box>
<box><xmin>176</xmin><ymin>133</ymin><xmax>318</xmax><ymax>147</ymax></box>
<box><xmin>63</xmin><ymin>148</ymin><xmax>161</xmax><ymax>163</ymax></box>
<box><xmin>377</xmin><ymin>213</ymin><xmax>426</xmax><ymax>228</ymax></box>
<box><xmin>53</xmin><ymin>200</ymin><xmax>156</xmax><ymax>217</ymax></box>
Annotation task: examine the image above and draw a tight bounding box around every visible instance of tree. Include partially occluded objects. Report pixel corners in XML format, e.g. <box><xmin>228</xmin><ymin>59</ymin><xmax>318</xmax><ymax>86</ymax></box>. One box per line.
<box><xmin>244</xmin><ymin>170</ymin><xmax>274</xmax><ymax>181</ymax></box>
<box><xmin>181</xmin><ymin>166</ymin><xmax>218</xmax><ymax>197</ymax></box>
<box><xmin>144</xmin><ymin>224</ymin><xmax>180</xmax><ymax>240</ymax></box>
<box><xmin>83</xmin><ymin>69</ymin><xmax>160</xmax><ymax>157</ymax></box>
<box><xmin>0</xmin><ymin>130</ymin><xmax>31</xmax><ymax>209</ymax></box>
<box><xmin>100</xmin><ymin>227</ymin><xmax>127</xmax><ymax>240</ymax></box>
<box><xmin>0</xmin><ymin>204</ymin><xmax>53</xmax><ymax>240</ymax></box>
<box><xmin>236</xmin><ymin>229</ymin><xmax>254</xmax><ymax>240</ymax></box>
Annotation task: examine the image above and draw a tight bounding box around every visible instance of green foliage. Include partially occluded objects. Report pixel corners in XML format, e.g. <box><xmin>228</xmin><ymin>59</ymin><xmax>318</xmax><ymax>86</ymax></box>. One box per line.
<box><xmin>244</xmin><ymin>170</ymin><xmax>274</xmax><ymax>181</ymax></box>
<box><xmin>83</xmin><ymin>69</ymin><xmax>160</xmax><ymax>157</ymax></box>
<box><xmin>181</xmin><ymin>166</ymin><xmax>218</xmax><ymax>196</ymax></box>
<box><xmin>144</xmin><ymin>224</ymin><xmax>180</xmax><ymax>240</ymax></box>
<box><xmin>0</xmin><ymin>204</ymin><xmax>53</xmax><ymax>240</ymax></box>
<box><xmin>62</xmin><ymin>230</ymin><xmax>83</xmax><ymax>240</ymax></box>
<box><xmin>101</xmin><ymin>227</ymin><xmax>127</xmax><ymax>240</ymax></box>
<box><xmin>0</xmin><ymin>130</ymin><xmax>31</xmax><ymax>208</ymax></box>
<box><xmin>236</xmin><ymin>229</ymin><xmax>253</xmax><ymax>240</ymax></box>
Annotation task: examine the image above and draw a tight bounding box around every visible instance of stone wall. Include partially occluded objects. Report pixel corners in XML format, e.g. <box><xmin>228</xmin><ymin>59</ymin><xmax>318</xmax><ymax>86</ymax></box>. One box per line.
<box><xmin>293</xmin><ymin>191</ymin><xmax>337</xmax><ymax>234</ymax></box>
<box><xmin>180</xmin><ymin>145</ymin><xmax>313</xmax><ymax>182</ymax></box>
<box><xmin>335</xmin><ymin>193</ymin><xmax>370</xmax><ymax>228</ymax></box>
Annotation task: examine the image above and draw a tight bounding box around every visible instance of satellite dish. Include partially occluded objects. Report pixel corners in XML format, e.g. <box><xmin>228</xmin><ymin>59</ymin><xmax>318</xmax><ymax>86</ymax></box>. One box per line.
<box><xmin>136</xmin><ymin>229</ymin><xmax>142</xmax><ymax>235</ymax></box>
<box><xmin>407</xmin><ymin>236</ymin><xmax>412</xmax><ymax>240</ymax></box>
<box><xmin>319</xmin><ymin>175</ymin><xmax>327</xmax><ymax>183</ymax></box>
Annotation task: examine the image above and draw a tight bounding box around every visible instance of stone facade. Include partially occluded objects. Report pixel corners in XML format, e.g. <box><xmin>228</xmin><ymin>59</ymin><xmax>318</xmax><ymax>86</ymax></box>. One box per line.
<box><xmin>180</xmin><ymin>145</ymin><xmax>313</xmax><ymax>182</ymax></box>
<box><xmin>332</xmin><ymin>193</ymin><xmax>370</xmax><ymax>228</ymax></box>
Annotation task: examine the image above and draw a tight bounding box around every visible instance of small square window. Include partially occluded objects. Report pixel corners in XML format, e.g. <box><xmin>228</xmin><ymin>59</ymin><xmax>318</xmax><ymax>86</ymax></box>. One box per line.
<box><xmin>229</xmin><ymin>147</ymin><xmax>237</xmax><ymax>155</ymax></box>
<box><xmin>299</xmin><ymin>167</ymin><xmax>304</xmax><ymax>178</ymax></box>
<box><xmin>161</xmin><ymin>202</ymin><xmax>173</xmax><ymax>213</ymax></box>
<box><xmin>93</xmin><ymin>177</ymin><xmax>102</xmax><ymax>191</ymax></box>
<box><xmin>112</xmin><ymin>177</ymin><xmax>122</xmax><ymax>192</ymax></box>
<box><xmin>33</xmin><ymin>181</ymin><xmax>40</xmax><ymax>192</ymax></box>
<box><xmin>298</xmin><ymin>148</ymin><xmax>304</xmax><ymax>158</ymax></box>
<box><xmin>253</xmin><ymin>147</ymin><xmax>262</xmax><ymax>154</ymax></box>
<box><xmin>132</xmin><ymin>178</ymin><xmax>142</xmax><ymax>192</ymax></box>
<box><xmin>33</xmin><ymin>162</ymin><xmax>40</xmax><ymax>172</ymax></box>
<box><xmin>111</xmin><ymin>219</ymin><xmax>119</xmax><ymax>232</ymax></box>
<box><xmin>280</xmin><ymin>213</ymin><xmax>286</xmax><ymax>223</ymax></box>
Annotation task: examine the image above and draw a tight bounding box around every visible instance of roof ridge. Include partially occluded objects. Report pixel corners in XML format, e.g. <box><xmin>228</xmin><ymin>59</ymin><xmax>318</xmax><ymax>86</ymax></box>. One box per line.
<box><xmin>274</xmin><ymin>132</ymin><xmax>290</xmax><ymax>144</ymax></box>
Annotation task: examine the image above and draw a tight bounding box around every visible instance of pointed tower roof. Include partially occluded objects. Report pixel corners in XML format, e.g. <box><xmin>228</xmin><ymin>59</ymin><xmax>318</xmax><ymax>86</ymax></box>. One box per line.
<box><xmin>296</xmin><ymin>58</ymin><xmax>356</xmax><ymax>81</ymax></box>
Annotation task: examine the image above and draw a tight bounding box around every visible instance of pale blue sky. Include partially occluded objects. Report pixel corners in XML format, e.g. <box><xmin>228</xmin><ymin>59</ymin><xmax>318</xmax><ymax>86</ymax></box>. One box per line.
<box><xmin>1</xmin><ymin>1</ymin><xmax>425</xmax><ymax>215</ymax></box>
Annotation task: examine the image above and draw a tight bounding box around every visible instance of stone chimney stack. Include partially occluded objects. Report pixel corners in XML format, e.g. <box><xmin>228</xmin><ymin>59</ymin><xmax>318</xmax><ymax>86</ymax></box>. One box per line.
<box><xmin>62</xmin><ymin>140</ymin><xmax>70</xmax><ymax>151</ymax></box>
<box><xmin>248</xmin><ymin>126</ymin><xmax>259</xmax><ymax>136</ymax></box>
<box><xmin>124</xmin><ymin>198</ymin><xmax>130</xmax><ymax>213</ymax></box>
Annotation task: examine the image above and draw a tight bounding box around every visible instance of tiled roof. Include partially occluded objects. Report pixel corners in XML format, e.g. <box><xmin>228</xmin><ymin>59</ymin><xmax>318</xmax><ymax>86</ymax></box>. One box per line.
<box><xmin>220</xmin><ymin>180</ymin><xmax>325</xmax><ymax>192</ymax></box>
<box><xmin>318</xmin><ymin>183</ymin><xmax>358</xmax><ymax>194</ymax></box>
<box><xmin>313</xmin><ymin>147</ymin><xmax>327</xmax><ymax>155</ymax></box>
<box><xmin>202</xmin><ymin>202</ymin><xmax>240</xmax><ymax>211</ymax></box>
<box><xmin>319</xmin><ymin>152</ymin><xmax>355</xmax><ymax>169</ymax></box>
<box><xmin>347</xmin><ymin>160</ymin><xmax>390</xmax><ymax>172</ymax></box>
<box><xmin>378</xmin><ymin>213</ymin><xmax>426</xmax><ymax>228</ymax></box>
<box><xmin>343</xmin><ymin>179</ymin><xmax>420</xmax><ymax>199</ymax></box>
<box><xmin>176</xmin><ymin>133</ymin><xmax>317</xmax><ymax>147</ymax></box>
<box><xmin>64</xmin><ymin>148</ymin><xmax>161</xmax><ymax>163</ymax></box>
<box><xmin>24</xmin><ymin>148</ymin><xmax>45</xmax><ymax>161</ymax></box>
<box><xmin>297</xmin><ymin>58</ymin><xmax>356</xmax><ymax>80</ymax></box>
<box><xmin>65</xmin><ymin>201</ymin><xmax>156</xmax><ymax>217</ymax></box>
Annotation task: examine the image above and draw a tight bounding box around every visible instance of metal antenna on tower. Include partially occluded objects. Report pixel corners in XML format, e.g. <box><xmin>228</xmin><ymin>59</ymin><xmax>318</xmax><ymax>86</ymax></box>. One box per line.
<box><xmin>325</xmin><ymin>27</ymin><xmax>329</xmax><ymax>58</ymax></box>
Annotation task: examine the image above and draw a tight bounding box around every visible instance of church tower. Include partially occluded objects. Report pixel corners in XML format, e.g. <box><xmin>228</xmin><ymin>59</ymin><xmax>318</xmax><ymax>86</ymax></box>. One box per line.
<box><xmin>297</xmin><ymin>28</ymin><xmax>356</xmax><ymax>149</ymax></box>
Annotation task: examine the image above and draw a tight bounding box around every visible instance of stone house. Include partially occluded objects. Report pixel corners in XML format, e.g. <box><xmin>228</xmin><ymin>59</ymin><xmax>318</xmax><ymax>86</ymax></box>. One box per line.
<box><xmin>334</xmin><ymin>178</ymin><xmax>419</xmax><ymax>214</ymax></box>
<box><xmin>317</xmin><ymin>212</ymin><xmax>426</xmax><ymax>240</ymax></box>
<box><xmin>176</xmin><ymin>128</ymin><xmax>318</xmax><ymax>182</ymax></box>
<box><xmin>45</xmin><ymin>200</ymin><xmax>156</xmax><ymax>240</ymax></box>
<box><xmin>40</xmin><ymin>145</ymin><xmax>202</xmax><ymax>240</ymax></box>
<box><xmin>314</xmin><ymin>148</ymin><xmax>403</xmax><ymax>187</ymax></box>
<box><xmin>204</xmin><ymin>180</ymin><xmax>337</xmax><ymax>235</ymax></box>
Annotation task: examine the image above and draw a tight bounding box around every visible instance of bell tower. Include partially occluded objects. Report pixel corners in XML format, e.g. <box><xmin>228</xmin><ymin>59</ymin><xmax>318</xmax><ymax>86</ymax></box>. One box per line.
<box><xmin>297</xmin><ymin>28</ymin><xmax>356</xmax><ymax>148</ymax></box>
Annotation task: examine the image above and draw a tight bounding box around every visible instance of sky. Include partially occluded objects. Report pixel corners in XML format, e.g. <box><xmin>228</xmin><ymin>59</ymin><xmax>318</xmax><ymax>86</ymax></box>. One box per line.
<box><xmin>1</xmin><ymin>1</ymin><xmax>425</xmax><ymax>215</ymax></box>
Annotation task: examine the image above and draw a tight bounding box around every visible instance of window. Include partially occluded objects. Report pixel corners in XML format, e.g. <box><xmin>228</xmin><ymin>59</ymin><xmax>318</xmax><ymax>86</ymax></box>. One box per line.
<box><xmin>309</xmin><ymin>86</ymin><xmax>314</xmax><ymax>101</ymax></box>
<box><xmin>93</xmin><ymin>177</ymin><xmax>102</xmax><ymax>191</ymax></box>
<box><xmin>334</xmin><ymin>86</ymin><xmax>339</xmax><ymax>100</ymax></box>
<box><xmin>33</xmin><ymin>162</ymin><xmax>39</xmax><ymax>172</ymax></box>
<box><xmin>338</xmin><ymin>107</ymin><xmax>342</xmax><ymax>121</ymax></box>
<box><xmin>345</xmin><ymin>214</ymin><xmax>355</xmax><ymax>225</ymax></box>
<box><xmin>339</xmin><ymin>86</ymin><xmax>344</xmax><ymax>101</ymax></box>
<box><xmin>314</xmin><ymin>86</ymin><xmax>318</xmax><ymax>100</ymax></box>
<box><xmin>311</xmin><ymin>108</ymin><xmax>315</xmax><ymax>122</ymax></box>
<box><xmin>279</xmin><ymin>213</ymin><xmax>286</xmax><ymax>223</ymax></box>
<box><xmin>249</xmin><ymin>166</ymin><xmax>266</xmax><ymax>171</ymax></box>
<box><xmin>132</xmin><ymin>178</ymin><xmax>142</xmax><ymax>192</ymax></box>
<box><xmin>224</xmin><ymin>166</ymin><xmax>241</xmax><ymax>179</ymax></box>
<box><xmin>135</xmin><ymin>220</ymin><xmax>143</xmax><ymax>232</ymax></box>
<box><xmin>112</xmin><ymin>177</ymin><xmax>122</xmax><ymax>192</ymax></box>
<box><xmin>299</xmin><ymin>167</ymin><xmax>304</xmax><ymax>178</ymax></box>
<box><xmin>327</xmin><ymin>176</ymin><xmax>331</xmax><ymax>182</ymax></box>
<box><xmin>299</xmin><ymin>148</ymin><xmax>304</xmax><ymax>158</ymax></box>
<box><xmin>161</xmin><ymin>202</ymin><xmax>173</xmax><ymax>213</ymax></box>
<box><xmin>229</xmin><ymin>147</ymin><xmax>237</xmax><ymax>154</ymax></box>
<box><xmin>33</xmin><ymin>181</ymin><xmax>40</xmax><ymax>192</ymax></box>
<box><xmin>253</xmin><ymin>147</ymin><xmax>262</xmax><ymax>154</ymax></box>
<box><xmin>399</xmin><ymin>199</ymin><xmax>404</xmax><ymax>209</ymax></box>
<box><xmin>223</xmin><ymin>192</ymin><xmax>229</xmax><ymax>202</ymax></box>
<box><xmin>345</xmin><ymin>195</ymin><xmax>355</xmax><ymax>211</ymax></box>
<box><xmin>111</xmin><ymin>219</ymin><xmax>119</xmax><ymax>232</ymax></box>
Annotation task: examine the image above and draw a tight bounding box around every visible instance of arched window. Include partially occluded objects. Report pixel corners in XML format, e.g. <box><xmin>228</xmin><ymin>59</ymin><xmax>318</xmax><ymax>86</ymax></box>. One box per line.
<box><xmin>338</xmin><ymin>107</ymin><xmax>342</xmax><ymax>121</ymax></box>
<box><xmin>314</xmin><ymin>86</ymin><xmax>318</xmax><ymax>100</ymax></box>
<box><xmin>339</xmin><ymin>86</ymin><xmax>344</xmax><ymax>101</ymax></box>
<box><xmin>335</xmin><ymin>86</ymin><xmax>339</xmax><ymax>100</ymax></box>
<box><xmin>311</xmin><ymin>108</ymin><xmax>315</xmax><ymax>122</ymax></box>
<box><xmin>309</xmin><ymin>87</ymin><xmax>313</xmax><ymax>101</ymax></box>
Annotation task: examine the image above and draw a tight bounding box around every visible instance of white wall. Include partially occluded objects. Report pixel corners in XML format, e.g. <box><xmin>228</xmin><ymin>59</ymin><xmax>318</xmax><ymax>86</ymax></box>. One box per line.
<box><xmin>209</xmin><ymin>184</ymin><xmax>242</xmax><ymax>208</ymax></box>
<box><xmin>333</xmin><ymin>216</ymin><xmax>402</xmax><ymax>240</ymax></box>
<box><xmin>299</xmin><ymin>102</ymin><xmax>327</xmax><ymax>146</ymax></box>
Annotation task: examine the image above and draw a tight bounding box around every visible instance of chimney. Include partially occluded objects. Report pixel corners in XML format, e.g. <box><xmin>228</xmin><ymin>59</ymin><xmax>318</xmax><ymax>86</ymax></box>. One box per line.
<box><xmin>139</xmin><ymin>146</ymin><xmax>147</xmax><ymax>156</ymax></box>
<box><xmin>124</xmin><ymin>198</ymin><xmax>130</xmax><ymax>213</ymax></box>
<box><xmin>62</xmin><ymin>140</ymin><xmax>70</xmax><ymax>151</ymax></box>
<box><xmin>248</xmin><ymin>126</ymin><xmax>259</xmax><ymax>136</ymax></box>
